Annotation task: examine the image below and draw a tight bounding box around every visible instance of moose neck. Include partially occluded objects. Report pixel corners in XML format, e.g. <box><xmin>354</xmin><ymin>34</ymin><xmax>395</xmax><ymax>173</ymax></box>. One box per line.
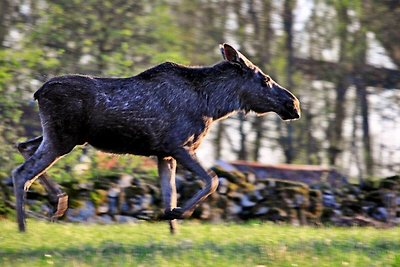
<box><xmin>193</xmin><ymin>62</ymin><xmax>245</xmax><ymax>121</ymax></box>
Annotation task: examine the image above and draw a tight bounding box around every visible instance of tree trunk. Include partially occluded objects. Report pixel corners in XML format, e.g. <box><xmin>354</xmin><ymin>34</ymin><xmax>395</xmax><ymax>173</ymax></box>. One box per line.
<box><xmin>0</xmin><ymin>0</ymin><xmax>10</xmax><ymax>47</ymax></box>
<box><xmin>214</xmin><ymin>121</ymin><xmax>224</xmax><ymax>160</ymax></box>
<box><xmin>363</xmin><ymin>0</ymin><xmax>400</xmax><ymax>68</ymax></box>
<box><xmin>328</xmin><ymin>78</ymin><xmax>349</xmax><ymax>166</ymax></box>
<box><xmin>248</xmin><ymin>0</ymin><xmax>272</xmax><ymax>161</ymax></box>
<box><xmin>350</xmin><ymin>95</ymin><xmax>364</xmax><ymax>183</ymax></box>
<box><xmin>238</xmin><ymin>113</ymin><xmax>248</xmax><ymax>160</ymax></box>
<box><xmin>354</xmin><ymin>5</ymin><xmax>374</xmax><ymax>177</ymax></box>
<box><xmin>305</xmin><ymin>112</ymin><xmax>321</xmax><ymax>164</ymax></box>
<box><xmin>282</xmin><ymin>0</ymin><xmax>296</xmax><ymax>163</ymax></box>
<box><xmin>355</xmin><ymin>71</ymin><xmax>374</xmax><ymax>178</ymax></box>
<box><xmin>358</xmin><ymin>84</ymin><xmax>374</xmax><ymax>176</ymax></box>
<box><xmin>327</xmin><ymin>2</ymin><xmax>350</xmax><ymax>167</ymax></box>
<box><xmin>252</xmin><ymin>117</ymin><xmax>263</xmax><ymax>161</ymax></box>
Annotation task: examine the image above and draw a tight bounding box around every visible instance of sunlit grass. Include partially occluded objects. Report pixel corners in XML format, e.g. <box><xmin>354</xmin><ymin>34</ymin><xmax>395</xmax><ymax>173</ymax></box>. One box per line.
<box><xmin>0</xmin><ymin>220</ymin><xmax>399</xmax><ymax>266</ymax></box>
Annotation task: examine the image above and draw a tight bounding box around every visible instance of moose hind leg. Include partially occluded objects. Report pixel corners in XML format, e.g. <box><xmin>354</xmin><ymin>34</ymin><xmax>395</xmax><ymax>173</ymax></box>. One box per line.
<box><xmin>12</xmin><ymin>141</ymin><xmax>62</xmax><ymax>232</ymax></box>
<box><xmin>158</xmin><ymin>156</ymin><xmax>178</xmax><ymax>234</ymax></box>
<box><xmin>167</xmin><ymin>148</ymin><xmax>219</xmax><ymax>219</ymax></box>
<box><xmin>17</xmin><ymin>136</ymin><xmax>68</xmax><ymax>220</ymax></box>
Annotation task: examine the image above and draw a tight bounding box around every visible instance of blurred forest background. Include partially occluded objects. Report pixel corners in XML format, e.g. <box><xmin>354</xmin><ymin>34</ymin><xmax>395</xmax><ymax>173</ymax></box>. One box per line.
<box><xmin>0</xmin><ymin>0</ymin><xmax>399</xmax><ymax>185</ymax></box>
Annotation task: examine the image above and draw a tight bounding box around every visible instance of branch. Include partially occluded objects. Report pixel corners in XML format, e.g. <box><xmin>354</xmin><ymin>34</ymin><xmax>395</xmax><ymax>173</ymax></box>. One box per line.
<box><xmin>293</xmin><ymin>57</ymin><xmax>400</xmax><ymax>89</ymax></box>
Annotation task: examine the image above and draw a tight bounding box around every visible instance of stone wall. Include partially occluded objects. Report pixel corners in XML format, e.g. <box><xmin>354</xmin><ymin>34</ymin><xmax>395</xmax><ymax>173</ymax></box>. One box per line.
<box><xmin>2</xmin><ymin>161</ymin><xmax>399</xmax><ymax>226</ymax></box>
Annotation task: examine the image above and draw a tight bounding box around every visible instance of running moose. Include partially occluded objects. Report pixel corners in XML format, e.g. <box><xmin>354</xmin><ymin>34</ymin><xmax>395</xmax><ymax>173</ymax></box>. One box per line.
<box><xmin>12</xmin><ymin>44</ymin><xmax>301</xmax><ymax>233</ymax></box>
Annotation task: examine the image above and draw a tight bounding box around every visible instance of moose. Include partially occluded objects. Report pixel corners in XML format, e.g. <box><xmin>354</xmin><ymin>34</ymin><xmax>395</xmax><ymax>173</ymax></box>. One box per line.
<box><xmin>12</xmin><ymin>44</ymin><xmax>300</xmax><ymax>233</ymax></box>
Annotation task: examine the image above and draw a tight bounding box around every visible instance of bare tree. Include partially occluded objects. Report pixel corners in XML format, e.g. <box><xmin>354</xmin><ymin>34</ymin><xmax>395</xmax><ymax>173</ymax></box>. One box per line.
<box><xmin>281</xmin><ymin>0</ymin><xmax>296</xmax><ymax>163</ymax></box>
<box><xmin>327</xmin><ymin>1</ymin><xmax>351</xmax><ymax>167</ymax></box>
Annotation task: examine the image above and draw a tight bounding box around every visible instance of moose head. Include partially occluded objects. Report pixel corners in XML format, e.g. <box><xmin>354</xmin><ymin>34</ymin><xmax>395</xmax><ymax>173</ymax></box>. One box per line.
<box><xmin>220</xmin><ymin>43</ymin><xmax>301</xmax><ymax>121</ymax></box>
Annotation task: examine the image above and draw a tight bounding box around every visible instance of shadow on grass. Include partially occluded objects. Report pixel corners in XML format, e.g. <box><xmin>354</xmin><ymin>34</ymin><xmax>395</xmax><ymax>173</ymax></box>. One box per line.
<box><xmin>0</xmin><ymin>241</ymin><xmax>261</xmax><ymax>259</ymax></box>
<box><xmin>1</xmin><ymin>239</ymin><xmax>399</xmax><ymax>261</ymax></box>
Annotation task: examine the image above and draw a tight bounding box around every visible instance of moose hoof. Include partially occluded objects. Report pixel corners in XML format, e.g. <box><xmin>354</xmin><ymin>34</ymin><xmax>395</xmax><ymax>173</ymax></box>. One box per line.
<box><xmin>51</xmin><ymin>193</ymin><xmax>68</xmax><ymax>221</ymax></box>
<box><xmin>161</xmin><ymin>208</ymin><xmax>184</xmax><ymax>220</ymax></box>
<box><xmin>23</xmin><ymin>179</ymin><xmax>34</xmax><ymax>192</ymax></box>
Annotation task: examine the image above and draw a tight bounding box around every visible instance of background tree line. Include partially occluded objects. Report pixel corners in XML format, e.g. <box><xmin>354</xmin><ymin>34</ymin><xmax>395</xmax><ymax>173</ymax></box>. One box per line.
<box><xmin>0</xmin><ymin>0</ymin><xmax>399</xmax><ymax>183</ymax></box>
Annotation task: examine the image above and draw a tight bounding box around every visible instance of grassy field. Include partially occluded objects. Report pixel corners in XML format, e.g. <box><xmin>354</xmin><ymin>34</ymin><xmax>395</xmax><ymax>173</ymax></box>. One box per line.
<box><xmin>0</xmin><ymin>220</ymin><xmax>399</xmax><ymax>267</ymax></box>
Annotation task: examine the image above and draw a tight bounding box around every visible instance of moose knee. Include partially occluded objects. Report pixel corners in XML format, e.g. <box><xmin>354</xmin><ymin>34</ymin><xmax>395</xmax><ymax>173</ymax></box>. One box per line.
<box><xmin>12</xmin><ymin>165</ymin><xmax>24</xmax><ymax>180</ymax></box>
<box><xmin>207</xmin><ymin>174</ymin><xmax>219</xmax><ymax>194</ymax></box>
<box><xmin>16</xmin><ymin>142</ymin><xmax>27</xmax><ymax>153</ymax></box>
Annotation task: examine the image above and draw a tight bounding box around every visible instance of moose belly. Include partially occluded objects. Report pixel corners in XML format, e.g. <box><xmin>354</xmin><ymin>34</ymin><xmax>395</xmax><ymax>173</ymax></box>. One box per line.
<box><xmin>87</xmin><ymin>128</ymin><xmax>162</xmax><ymax>156</ymax></box>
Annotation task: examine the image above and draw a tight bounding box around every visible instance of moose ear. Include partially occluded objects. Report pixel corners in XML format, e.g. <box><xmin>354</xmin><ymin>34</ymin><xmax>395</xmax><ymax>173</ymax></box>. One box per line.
<box><xmin>220</xmin><ymin>43</ymin><xmax>240</xmax><ymax>63</ymax></box>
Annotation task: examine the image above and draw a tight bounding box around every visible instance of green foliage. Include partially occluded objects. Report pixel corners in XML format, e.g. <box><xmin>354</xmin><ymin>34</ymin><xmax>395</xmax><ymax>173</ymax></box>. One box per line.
<box><xmin>0</xmin><ymin>0</ymin><xmax>189</xmax><ymax>185</ymax></box>
<box><xmin>0</xmin><ymin>172</ymin><xmax>14</xmax><ymax>218</ymax></box>
<box><xmin>29</xmin><ymin>0</ymin><xmax>187</xmax><ymax>76</ymax></box>
<box><xmin>90</xmin><ymin>189</ymin><xmax>107</xmax><ymax>208</ymax></box>
<box><xmin>1</xmin><ymin>0</ymin><xmax>398</xmax><ymax>184</ymax></box>
<box><xmin>44</xmin><ymin>146</ymin><xmax>157</xmax><ymax>185</ymax></box>
<box><xmin>134</xmin><ymin>5</ymin><xmax>189</xmax><ymax>66</ymax></box>
<box><xmin>0</xmin><ymin>46</ymin><xmax>61</xmax><ymax>176</ymax></box>
<box><xmin>0</xmin><ymin>221</ymin><xmax>399</xmax><ymax>266</ymax></box>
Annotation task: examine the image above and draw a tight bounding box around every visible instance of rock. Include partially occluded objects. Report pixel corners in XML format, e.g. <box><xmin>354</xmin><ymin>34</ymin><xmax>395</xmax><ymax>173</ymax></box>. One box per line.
<box><xmin>108</xmin><ymin>196</ymin><xmax>119</xmax><ymax>215</ymax></box>
<box><xmin>215</xmin><ymin>195</ymin><xmax>229</xmax><ymax>210</ymax></box>
<box><xmin>264</xmin><ymin>208</ymin><xmax>287</xmax><ymax>222</ymax></box>
<box><xmin>139</xmin><ymin>194</ymin><xmax>153</xmax><ymax>210</ymax></box>
<box><xmin>323</xmin><ymin>194</ymin><xmax>338</xmax><ymax>208</ymax></box>
<box><xmin>211</xmin><ymin>166</ymin><xmax>247</xmax><ymax>186</ymax></box>
<box><xmin>97</xmin><ymin>204</ymin><xmax>108</xmax><ymax>214</ymax></box>
<box><xmin>120</xmin><ymin>202</ymin><xmax>130</xmax><ymax>214</ymax></box>
<box><xmin>371</xmin><ymin>207</ymin><xmax>389</xmax><ymax>221</ymax></box>
<box><xmin>209</xmin><ymin>208</ymin><xmax>224</xmax><ymax>223</ymax></box>
<box><xmin>240</xmin><ymin>194</ymin><xmax>257</xmax><ymax>208</ymax></box>
<box><xmin>40</xmin><ymin>203</ymin><xmax>52</xmax><ymax>216</ymax></box>
<box><xmin>73</xmin><ymin>163</ymin><xmax>90</xmax><ymax>176</ymax></box>
<box><xmin>115</xmin><ymin>215</ymin><xmax>138</xmax><ymax>224</ymax></box>
<box><xmin>380</xmin><ymin>175</ymin><xmax>400</xmax><ymax>190</ymax></box>
<box><xmin>136</xmin><ymin>210</ymin><xmax>154</xmax><ymax>220</ymax></box>
<box><xmin>97</xmin><ymin>214</ymin><xmax>113</xmax><ymax>224</ymax></box>
<box><xmin>254</xmin><ymin>206</ymin><xmax>269</xmax><ymax>216</ymax></box>
<box><xmin>217</xmin><ymin>177</ymin><xmax>229</xmax><ymax>194</ymax></box>
<box><xmin>199</xmin><ymin>203</ymin><xmax>211</xmax><ymax>220</ymax></box>
<box><xmin>253</xmin><ymin>183</ymin><xmax>266</xmax><ymax>201</ymax></box>
<box><xmin>127</xmin><ymin>197</ymin><xmax>141</xmax><ymax>214</ymax></box>
<box><xmin>66</xmin><ymin>200</ymin><xmax>96</xmax><ymax>222</ymax></box>
<box><xmin>246</xmin><ymin>172</ymin><xmax>257</xmax><ymax>184</ymax></box>
<box><xmin>214</xmin><ymin>160</ymin><xmax>238</xmax><ymax>172</ymax></box>
<box><xmin>227</xmin><ymin>202</ymin><xmax>242</xmax><ymax>215</ymax></box>
<box><xmin>253</xmin><ymin>190</ymin><xmax>264</xmax><ymax>202</ymax></box>
<box><xmin>227</xmin><ymin>191</ymin><xmax>243</xmax><ymax>201</ymax></box>
<box><xmin>147</xmin><ymin>184</ymin><xmax>161</xmax><ymax>202</ymax></box>
<box><xmin>78</xmin><ymin>182</ymin><xmax>93</xmax><ymax>191</ymax></box>
<box><xmin>332</xmin><ymin>215</ymin><xmax>383</xmax><ymax>227</ymax></box>
<box><xmin>175</xmin><ymin>174</ymin><xmax>186</xmax><ymax>192</ymax></box>
<box><xmin>6</xmin><ymin>160</ymin><xmax>398</xmax><ymax>227</ymax></box>
<box><xmin>119</xmin><ymin>174</ymin><xmax>133</xmax><ymax>188</ymax></box>
<box><xmin>307</xmin><ymin>189</ymin><xmax>323</xmax><ymax>221</ymax></box>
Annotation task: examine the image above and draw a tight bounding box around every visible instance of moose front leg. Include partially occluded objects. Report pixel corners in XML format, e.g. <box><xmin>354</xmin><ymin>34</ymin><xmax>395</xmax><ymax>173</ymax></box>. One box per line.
<box><xmin>166</xmin><ymin>148</ymin><xmax>219</xmax><ymax>219</ymax></box>
<box><xmin>17</xmin><ymin>136</ymin><xmax>68</xmax><ymax>220</ymax></box>
<box><xmin>157</xmin><ymin>156</ymin><xmax>178</xmax><ymax>234</ymax></box>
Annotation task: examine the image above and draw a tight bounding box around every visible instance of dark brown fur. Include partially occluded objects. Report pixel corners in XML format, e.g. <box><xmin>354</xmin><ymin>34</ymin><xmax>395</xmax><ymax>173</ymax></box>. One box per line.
<box><xmin>12</xmin><ymin>44</ymin><xmax>300</xmax><ymax>232</ymax></box>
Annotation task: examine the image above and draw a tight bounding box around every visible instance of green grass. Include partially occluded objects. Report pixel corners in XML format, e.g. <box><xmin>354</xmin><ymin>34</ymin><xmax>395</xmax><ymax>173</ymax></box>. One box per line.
<box><xmin>0</xmin><ymin>220</ymin><xmax>399</xmax><ymax>267</ymax></box>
